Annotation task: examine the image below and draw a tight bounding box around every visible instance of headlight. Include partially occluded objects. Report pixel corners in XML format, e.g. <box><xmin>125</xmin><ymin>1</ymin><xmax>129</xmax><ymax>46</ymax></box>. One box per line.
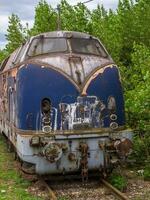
<box><xmin>110</xmin><ymin>114</ymin><xmax>117</xmax><ymax>121</ymax></box>
<box><xmin>108</xmin><ymin>96</ymin><xmax>116</xmax><ymax>112</ymax></box>
<box><xmin>41</xmin><ymin>98</ymin><xmax>51</xmax><ymax>113</ymax></box>
<box><xmin>110</xmin><ymin>122</ymin><xmax>118</xmax><ymax>130</ymax></box>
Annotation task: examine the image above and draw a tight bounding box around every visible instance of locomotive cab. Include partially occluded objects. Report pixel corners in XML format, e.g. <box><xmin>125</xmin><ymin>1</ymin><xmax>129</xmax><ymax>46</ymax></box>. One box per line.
<box><xmin>26</xmin><ymin>32</ymin><xmax>108</xmax><ymax>58</ymax></box>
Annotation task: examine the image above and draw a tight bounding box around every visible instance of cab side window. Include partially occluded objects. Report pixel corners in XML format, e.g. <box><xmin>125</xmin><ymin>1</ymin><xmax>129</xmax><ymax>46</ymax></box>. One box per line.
<box><xmin>0</xmin><ymin>56</ymin><xmax>10</xmax><ymax>72</ymax></box>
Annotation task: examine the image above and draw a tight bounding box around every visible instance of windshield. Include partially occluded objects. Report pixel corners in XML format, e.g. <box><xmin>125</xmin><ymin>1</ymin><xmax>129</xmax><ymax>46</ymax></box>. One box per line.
<box><xmin>27</xmin><ymin>37</ymin><xmax>68</xmax><ymax>57</ymax></box>
<box><xmin>70</xmin><ymin>38</ymin><xmax>108</xmax><ymax>57</ymax></box>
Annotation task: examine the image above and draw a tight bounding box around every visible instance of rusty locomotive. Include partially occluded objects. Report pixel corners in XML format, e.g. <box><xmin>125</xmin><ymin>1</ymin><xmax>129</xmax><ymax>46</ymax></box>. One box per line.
<box><xmin>0</xmin><ymin>31</ymin><xmax>132</xmax><ymax>179</ymax></box>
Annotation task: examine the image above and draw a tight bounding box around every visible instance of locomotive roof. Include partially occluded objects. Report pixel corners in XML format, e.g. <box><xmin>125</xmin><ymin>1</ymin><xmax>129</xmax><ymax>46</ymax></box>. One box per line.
<box><xmin>31</xmin><ymin>31</ymin><xmax>96</xmax><ymax>39</ymax></box>
<box><xmin>0</xmin><ymin>31</ymin><xmax>113</xmax><ymax>73</ymax></box>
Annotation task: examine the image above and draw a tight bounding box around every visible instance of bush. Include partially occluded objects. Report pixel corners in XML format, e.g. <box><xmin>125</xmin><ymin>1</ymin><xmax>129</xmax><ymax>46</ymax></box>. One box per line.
<box><xmin>144</xmin><ymin>165</ymin><xmax>150</xmax><ymax>181</ymax></box>
<box><xmin>130</xmin><ymin>132</ymin><xmax>150</xmax><ymax>163</ymax></box>
<box><xmin>109</xmin><ymin>172</ymin><xmax>127</xmax><ymax>192</ymax></box>
<box><xmin>123</xmin><ymin>43</ymin><xmax>150</xmax><ymax>132</ymax></box>
<box><xmin>120</xmin><ymin>43</ymin><xmax>150</xmax><ymax>166</ymax></box>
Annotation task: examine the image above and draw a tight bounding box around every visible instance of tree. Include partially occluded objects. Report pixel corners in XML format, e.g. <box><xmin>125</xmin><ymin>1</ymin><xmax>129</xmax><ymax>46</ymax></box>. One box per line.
<box><xmin>31</xmin><ymin>0</ymin><xmax>57</xmax><ymax>35</ymax></box>
<box><xmin>60</xmin><ymin>0</ymin><xmax>91</xmax><ymax>32</ymax></box>
<box><xmin>5</xmin><ymin>14</ymin><xmax>24</xmax><ymax>54</ymax></box>
<box><xmin>91</xmin><ymin>5</ymin><xmax>122</xmax><ymax>62</ymax></box>
<box><xmin>59</xmin><ymin>0</ymin><xmax>75</xmax><ymax>30</ymax></box>
<box><xmin>132</xmin><ymin>0</ymin><xmax>150</xmax><ymax>47</ymax></box>
<box><xmin>117</xmin><ymin>0</ymin><xmax>135</xmax><ymax>65</ymax></box>
<box><xmin>73</xmin><ymin>3</ymin><xmax>92</xmax><ymax>33</ymax></box>
<box><xmin>91</xmin><ymin>5</ymin><xmax>104</xmax><ymax>39</ymax></box>
<box><xmin>121</xmin><ymin>43</ymin><xmax>150</xmax><ymax>131</ymax></box>
<box><xmin>0</xmin><ymin>49</ymin><xmax>8</xmax><ymax>63</ymax></box>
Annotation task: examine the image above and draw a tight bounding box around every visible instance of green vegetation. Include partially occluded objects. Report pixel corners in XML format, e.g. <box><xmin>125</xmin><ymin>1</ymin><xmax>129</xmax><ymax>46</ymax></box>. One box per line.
<box><xmin>5</xmin><ymin>14</ymin><xmax>25</xmax><ymax>54</ymax></box>
<box><xmin>0</xmin><ymin>1</ymin><xmax>150</xmax><ymax>135</ymax></box>
<box><xmin>131</xmin><ymin>133</ymin><xmax>150</xmax><ymax>163</ymax></box>
<box><xmin>31</xmin><ymin>0</ymin><xmax>57</xmax><ymax>35</ymax></box>
<box><xmin>109</xmin><ymin>172</ymin><xmax>127</xmax><ymax>192</ymax></box>
<box><xmin>58</xmin><ymin>197</ymin><xmax>70</xmax><ymax>200</ymax></box>
<box><xmin>0</xmin><ymin>135</ymin><xmax>42</xmax><ymax>200</ymax></box>
<box><xmin>0</xmin><ymin>0</ymin><xmax>150</xmax><ymax>194</ymax></box>
<box><xmin>143</xmin><ymin>165</ymin><xmax>150</xmax><ymax>181</ymax></box>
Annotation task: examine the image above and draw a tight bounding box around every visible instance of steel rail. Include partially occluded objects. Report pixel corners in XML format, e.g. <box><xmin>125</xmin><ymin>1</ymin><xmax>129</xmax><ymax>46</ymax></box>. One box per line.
<box><xmin>101</xmin><ymin>179</ymin><xmax>129</xmax><ymax>200</ymax></box>
<box><xmin>39</xmin><ymin>177</ymin><xmax>57</xmax><ymax>200</ymax></box>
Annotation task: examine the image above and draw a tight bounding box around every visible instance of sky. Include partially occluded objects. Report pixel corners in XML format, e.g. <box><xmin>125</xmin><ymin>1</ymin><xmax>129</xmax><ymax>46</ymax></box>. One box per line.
<box><xmin>0</xmin><ymin>0</ymin><xmax>119</xmax><ymax>49</ymax></box>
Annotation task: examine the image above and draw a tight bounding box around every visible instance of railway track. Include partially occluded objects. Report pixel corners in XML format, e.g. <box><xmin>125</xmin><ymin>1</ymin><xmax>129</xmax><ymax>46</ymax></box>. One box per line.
<box><xmin>101</xmin><ymin>179</ymin><xmax>129</xmax><ymax>200</ymax></box>
<box><xmin>39</xmin><ymin>177</ymin><xmax>57</xmax><ymax>200</ymax></box>
<box><xmin>39</xmin><ymin>177</ymin><xmax>129</xmax><ymax>200</ymax></box>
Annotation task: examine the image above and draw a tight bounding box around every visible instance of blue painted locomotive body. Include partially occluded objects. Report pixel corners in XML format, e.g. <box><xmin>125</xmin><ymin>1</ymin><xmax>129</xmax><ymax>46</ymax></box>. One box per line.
<box><xmin>0</xmin><ymin>31</ymin><xmax>132</xmax><ymax>176</ymax></box>
<box><xmin>16</xmin><ymin>64</ymin><xmax>125</xmax><ymax>130</ymax></box>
